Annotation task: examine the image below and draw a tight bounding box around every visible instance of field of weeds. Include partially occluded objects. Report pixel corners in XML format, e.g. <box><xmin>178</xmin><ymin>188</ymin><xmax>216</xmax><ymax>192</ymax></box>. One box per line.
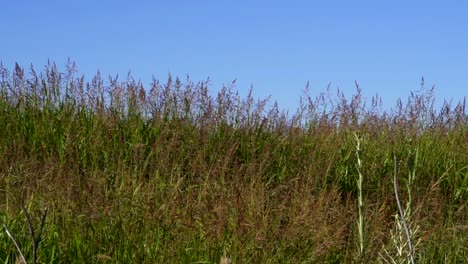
<box><xmin>0</xmin><ymin>61</ymin><xmax>466</xmax><ymax>263</ymax></box>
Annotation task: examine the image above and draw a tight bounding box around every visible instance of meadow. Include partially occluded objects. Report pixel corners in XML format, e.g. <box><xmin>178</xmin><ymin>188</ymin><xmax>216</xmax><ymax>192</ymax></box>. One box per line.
<box><xmin>0</xmin><ymin>61</ymin><xmax>466</xmax><ymax>263</ymax></box>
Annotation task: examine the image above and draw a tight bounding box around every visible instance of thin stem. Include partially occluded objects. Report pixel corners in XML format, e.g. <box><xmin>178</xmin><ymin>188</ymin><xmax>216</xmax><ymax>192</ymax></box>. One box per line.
<box><xmin>3</xmin><ymin>224</ymin><xmax>27</xmax><ymax>264</ymax></box>
<box><xmin>354</xmin><ymin>132</ymin><xmax>365</xmax><ymax>259</ymax></box>
<box><xmin>393</xmin><ymin>156</ymin><xmax>415</xmax><ymax>264</ymax></box>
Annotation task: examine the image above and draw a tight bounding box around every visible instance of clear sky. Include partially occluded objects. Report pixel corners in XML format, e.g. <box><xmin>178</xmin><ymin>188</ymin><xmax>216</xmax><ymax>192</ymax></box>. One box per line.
<box><xmin>1</xmin><ymin>0</ymin><xmax>467</xmax><ymax>112</ymax></box>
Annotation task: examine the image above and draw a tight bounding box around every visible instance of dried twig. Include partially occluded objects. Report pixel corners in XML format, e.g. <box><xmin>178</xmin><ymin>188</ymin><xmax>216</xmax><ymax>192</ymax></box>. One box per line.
<box><xmin>3</xmin><ymin>203</ymin><xmax>48</xmax><ymax>264</ymax></box>
<box><xmin>22</xmin><ymin>204</ymin><xmax>48</xmax><ymax>264</ymax></box>
<box><xmin>3</xmin><ymin>224</ymin><xmax>26</xmax><ymax>263</ymax></box>
<box><xmin>393</xmin><ymin>157</ymin><xmax>415</xmax><ymax>264</ymax></box>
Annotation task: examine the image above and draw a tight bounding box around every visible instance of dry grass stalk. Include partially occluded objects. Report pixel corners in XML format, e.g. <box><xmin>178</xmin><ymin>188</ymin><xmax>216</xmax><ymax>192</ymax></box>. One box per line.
<box><xmin>3</xmin><ymin>203</ymin><xmax>48</xmax><ymax>264</ymax></box>
<box><xmin>219</xmin><ymin>255</ymin><xmax>231</xmax><ymax>264</ymax></box>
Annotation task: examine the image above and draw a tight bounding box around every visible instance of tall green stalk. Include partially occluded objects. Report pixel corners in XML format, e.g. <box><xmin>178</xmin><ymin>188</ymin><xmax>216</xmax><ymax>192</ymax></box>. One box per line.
<box><xmin>354</xmin><ymin>132</ymin><xmax>365</xmax><ymax>259</ymax></box>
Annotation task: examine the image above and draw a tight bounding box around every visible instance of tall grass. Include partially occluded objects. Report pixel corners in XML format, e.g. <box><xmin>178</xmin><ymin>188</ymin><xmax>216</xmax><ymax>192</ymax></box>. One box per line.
<box><xmin>353</xmin><ymin>132</ymin><xmax>366</xmax><ymax>260</ymax></box>
<box><xmin>0</xmin><ymin>61</ymin><xmax>467</xmax><ymax>263</ymax></box>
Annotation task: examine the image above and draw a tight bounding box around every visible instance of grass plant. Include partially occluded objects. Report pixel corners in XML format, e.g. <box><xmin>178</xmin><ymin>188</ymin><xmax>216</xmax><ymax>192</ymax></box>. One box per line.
<box><xmin>353</xmin><ymin>132</ymin><xmax>366</xmax><ymax>260</ymax></box>
<box><xmin>379</xmin><ymin>157</ymin><xmax>420</xmax><ymax>264</ymax></box>
<box><xmin>0</xmin><ymin>61</ymin><xmax>466</xmax><ymax>263</ymax></box>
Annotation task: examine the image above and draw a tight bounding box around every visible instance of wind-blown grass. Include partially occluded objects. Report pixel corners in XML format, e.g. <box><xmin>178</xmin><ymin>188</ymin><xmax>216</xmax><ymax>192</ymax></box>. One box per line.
<box><xmin>0</xmin><ymin>61</ymin><xmax>466</xmax><ymax>263</ymax></box>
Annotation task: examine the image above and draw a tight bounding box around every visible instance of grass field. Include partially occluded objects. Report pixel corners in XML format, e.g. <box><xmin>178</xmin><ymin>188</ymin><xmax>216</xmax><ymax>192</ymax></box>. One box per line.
<box><xmin>0</xmin><ymin>61</ymin><xmax>466</xmax><ymax>263</ymax></box>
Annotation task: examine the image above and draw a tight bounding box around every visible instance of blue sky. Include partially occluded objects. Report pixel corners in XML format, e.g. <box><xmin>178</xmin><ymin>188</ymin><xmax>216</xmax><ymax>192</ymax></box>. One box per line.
<box><xmin>2</xmin><ymin>0</ymin><xmax>467</xmax><ymax>112</ymax></box>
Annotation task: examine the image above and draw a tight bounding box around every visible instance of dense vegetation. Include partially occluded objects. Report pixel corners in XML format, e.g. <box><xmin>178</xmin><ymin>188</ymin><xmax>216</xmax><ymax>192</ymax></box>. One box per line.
<box><xmin>0</xmin><ymin>61</ymin><xmax>466</xmax><ymax>263</ymax></box>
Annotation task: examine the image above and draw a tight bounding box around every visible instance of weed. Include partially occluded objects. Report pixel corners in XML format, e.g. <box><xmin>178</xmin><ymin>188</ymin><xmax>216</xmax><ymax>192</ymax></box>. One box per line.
<box><xmin>0</xmin><ymin>62</ymin><xmax>466</xmax><ymax>262</ymax></box>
